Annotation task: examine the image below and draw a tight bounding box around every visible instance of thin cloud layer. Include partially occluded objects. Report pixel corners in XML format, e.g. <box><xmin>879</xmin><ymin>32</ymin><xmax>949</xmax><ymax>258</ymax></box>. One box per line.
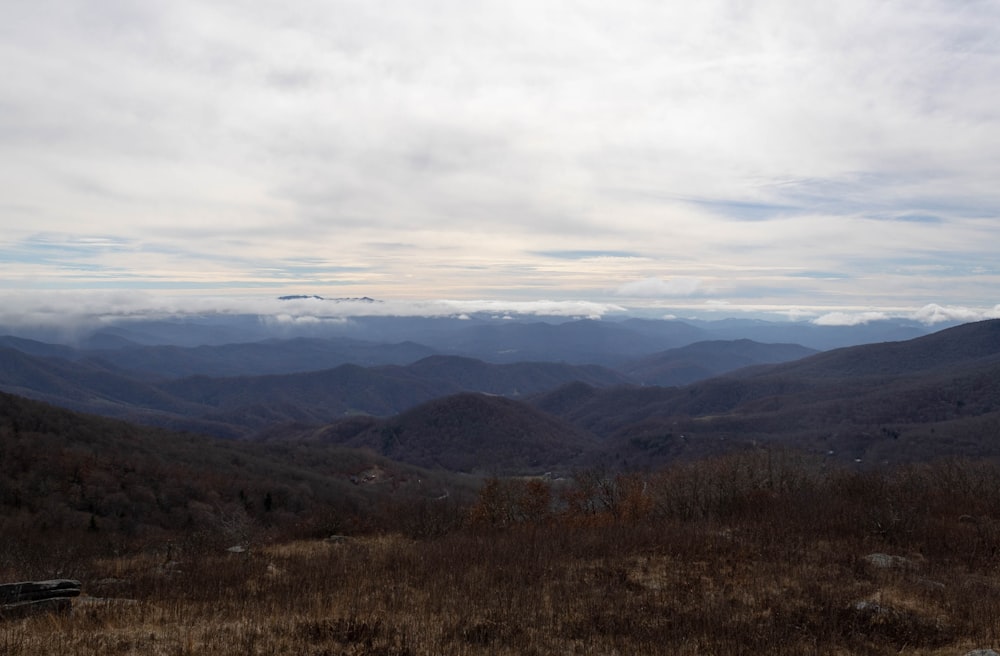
<box><xmin>0</xmin><ymin>292</ymin><xmax>625</xmax><ymax>329</ymax></box>
<box><xmin>1</xmin><ymin>291</ymin><xmax>997</xmax><ymax>335</ymax></box>
<box><xmin>616</xmin><ymin>277</ymin><xmax>702</xmax><ymax>298</ymax></box>
<box><xmin>911</xmin><ymin>303</ymin><xmax>1000</xmax><ymax>325</ymax></box>
<box><xmin>812</xmin><ymin>311</ymin><xmax>891</xmax><ymax>327</ymax></box>
<box><xmin>812</xmin><ymin>304</ymin><xmax>1000</xmax><ymax>327</ymax></box>
<box><xmin>1</xmin><ymin>1</ymin><xmax>998</xmax><ymax>316</ymax></box>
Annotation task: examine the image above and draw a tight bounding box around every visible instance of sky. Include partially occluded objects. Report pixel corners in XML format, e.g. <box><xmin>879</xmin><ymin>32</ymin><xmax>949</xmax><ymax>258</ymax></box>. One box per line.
<box><xmin>2</xmin><ymin>0</ymin><xmax>1000</xmax><ymax>327</ymax></box>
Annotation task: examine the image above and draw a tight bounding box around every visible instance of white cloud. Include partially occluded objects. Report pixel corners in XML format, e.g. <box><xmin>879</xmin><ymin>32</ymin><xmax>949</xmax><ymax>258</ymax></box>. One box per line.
<box><xmin>1</xmin><ymin>1</ymin><xmax>1000</xmax><ymax>312</ymax></box>
<box><xmin>0</xmin><ymin>292</ymin><xmax>626</xmax><ymax>329</ymax></box>
<box><xmin>811</xmin><ymin>303</ymin><xmax>1000</xmax><ymax>328</ymax></box>
<box><xmin>812</xmin><ymin>311</ymin><xmax>890</xmax><ymax>326</ymax></box>
<box><xmin>1</xmin><ymin>290</ymin><xmax>998</xmax><ymax>337</ymax></box>
<box><xmin>432</xmin><ymin>299</ymin><xmax>624</xmax><ymax>319</ymax></box>
<box><xmin>776</xmin><ymin>308</ymin><xmax>819</xmax><ymax>321</ymax></box>
<box><xmin>911</xmin><ymin>303</ymin><xmax>1000</xmax><ymax>325</ymax></box>
<box><xmin>262</xmin><ymin>314</ymin><xmax>348</xmax><ymax>327</ymax></box>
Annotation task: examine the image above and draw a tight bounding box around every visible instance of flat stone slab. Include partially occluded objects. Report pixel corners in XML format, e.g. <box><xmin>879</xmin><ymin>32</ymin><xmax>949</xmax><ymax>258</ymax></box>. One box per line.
<box><xmin>0</xmin><ymin>580</ymin><xmax>81</xmax><ymax>605</ymax></box>
<box><xmin>863</xmin><ymin>553</ymin><xmax>916</xmax><ymax>570</ymax></box>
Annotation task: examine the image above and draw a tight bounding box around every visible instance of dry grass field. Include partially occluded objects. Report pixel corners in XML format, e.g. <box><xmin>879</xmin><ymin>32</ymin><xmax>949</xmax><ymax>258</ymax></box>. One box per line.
<box><xmin>5</xmin><ymin>452</ymin><xmax>1000</xmax><ymax>655</ymax></box>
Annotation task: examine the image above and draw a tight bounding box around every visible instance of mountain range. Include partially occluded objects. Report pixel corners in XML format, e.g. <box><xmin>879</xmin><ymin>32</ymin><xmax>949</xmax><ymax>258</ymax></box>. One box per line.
<box><xmin>1</xmin><ymin>314</ymin><xmax>996</xmax><ymax>475</ymax></box>
<box><xmin>0</xmin><ymin>325</ymin><xmax>813</xmax><ymax>437</ymax></box>
<box><xmin>0</xmin><ymin>389</ymin><xmax>472</xmax><ymax>541</ymax></box>
<box><xmin>271</xmin><ymin>319</ymin><xmax>1000</xmax><ymax>472</ymax></box>
<box><xmin>1</xmin><ymin>311</ymin><xmax>937</xmax><ymax>361</ymax></box>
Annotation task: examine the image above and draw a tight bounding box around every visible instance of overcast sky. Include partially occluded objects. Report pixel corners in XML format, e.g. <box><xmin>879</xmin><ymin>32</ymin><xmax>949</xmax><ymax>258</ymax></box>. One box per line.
<box><xmin>2</xmin><ymin>0</ymin><xmax>999</xmax><ymax>325</ymax></box>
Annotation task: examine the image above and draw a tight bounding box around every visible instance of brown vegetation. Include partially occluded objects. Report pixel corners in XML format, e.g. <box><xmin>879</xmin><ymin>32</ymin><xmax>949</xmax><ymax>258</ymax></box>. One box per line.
<box><xmin>314</xmin><ymin>392</ymin><xmax>599</xmax><ymax>473</ymax></box>
<box><xmin>5</xmin><ymin>451</ymin><xmax>1000</xmax><ymax>654</ymax></box>
<box><xmin>0</xmin><ymin>391</ymin><xmax>475</xmax><ymax>548</ymax></box>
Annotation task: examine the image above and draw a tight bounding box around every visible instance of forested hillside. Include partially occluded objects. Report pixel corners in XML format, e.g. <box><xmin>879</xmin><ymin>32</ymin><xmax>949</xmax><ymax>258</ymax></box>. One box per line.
<box><xmin>0</xmin><ymin>391</ymin><xmax>472</xmax><ymax>548</ymax></box>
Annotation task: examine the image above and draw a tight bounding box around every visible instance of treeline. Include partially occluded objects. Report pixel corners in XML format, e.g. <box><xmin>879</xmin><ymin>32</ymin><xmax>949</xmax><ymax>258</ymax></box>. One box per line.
<box><xmin>9</xmin><ymin>449</ymin><xmax>1000</xmax><ymax>654</ymax></box>
<box><xmin>0</xmin><ymin>391</ymin><xmax>474</xmax><ymax>574</ymax></box>
<box><xmin>465</xmin><ymin>450</ymin><xmax>1000</xmax><ymax>568</ymax></box>
<box><xmin>6</xmin><ymin>385</ymin><xmax>1000</xmax><ymax>582</ymax></box>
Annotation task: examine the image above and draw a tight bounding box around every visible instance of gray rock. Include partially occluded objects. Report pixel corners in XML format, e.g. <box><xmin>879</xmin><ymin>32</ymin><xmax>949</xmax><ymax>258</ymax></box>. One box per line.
<box><xmin>853</xmin><ymin>600</ymin><xmax>892</xmax><ymax>617</ymax></box>
<box><xmin>914</xmin><ymin>578</ymin><xmax>946</xmax><ymax>591</ymax></box>
<box><xmin>0</xmin><ymin>579</ymin><xmax>81</xmax><ymax>604</ymax></box>
<box><xmin>325</xmin><ymin>535</ymin><xmax>351</xmax><ymax>543</ymax></box>
<box><xmin>965</xmin><ymin>651</ymin><xmax>1000</xmax><ymax>656</ymax></box>
<box><xmin>863</xmin><ymin>552</ymin><xmax>916</xmax><ymax>569</ymax></box>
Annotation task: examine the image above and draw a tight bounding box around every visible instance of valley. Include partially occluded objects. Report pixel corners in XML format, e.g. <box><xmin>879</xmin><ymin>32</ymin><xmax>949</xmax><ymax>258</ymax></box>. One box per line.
<box><xmin>1</xmin><ymin>315</ymin><xmax>997</xmax><ymax>471</ymax></box>
<box><xmin>2</xmin><ymin>313</ymin><xmax>999</xmax><ymax>654</ymax></box>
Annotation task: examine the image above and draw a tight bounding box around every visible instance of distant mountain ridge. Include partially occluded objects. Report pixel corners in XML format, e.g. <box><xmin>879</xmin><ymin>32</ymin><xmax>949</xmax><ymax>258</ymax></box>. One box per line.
<box><xmin>1</xmin><ymin>320</ymin><xmax>997</xmax><ymax>476</ymax></box>
<box><xmin>5</xmin><ymin>334</ymin><xmax>439</xmax><ymax>378</ymax></box>
<box><xmin>731</xmin><ymin>318</ymin><xmax>1000</xmax><ymax>380</ymax></box>
<box><xmin>258</xmin><ymin>319</ymin><xmax>1000</xmax><ymax>472</ymax></box>
<box><xmin>622</xmin><ymin>339</ymin><xmax>818</xmax><ymax>386</ymax></box>
<box><xmin>0</xmin><ymin>348</ymin><xmax>632</xmax><ymax>437</ymax></box>
<box><xmin>1</xmin><ymin>310</ymin><xmax>944</xmax><ymax>354</ymax></box>
<box><xmin>430</xmin><ymin>319</ymin><xmax>709</xmax><ymax>365</ymax></box>
<box><xmin>544</xmin><ymin>319</ymin><xmax>1000</xmax><ymax>467</ymax></box>
<box><xmin>87</xmin><ymin>338</ymin><xmax>439</xmax><ymax>378</ymax></box>
<box><xmin>0</xmin><ymin>390</ymin><xmax>471</xmax><ymax>540</ymax></box>
<box><xmin>293</xmin><ymin>392</ymin><xmax>599</xmax><ymax>473</ymax></box>
<box><xmin>0</xmin><ymin>327</ymin><xmax>821</xmax><ymax>436</ymax></box>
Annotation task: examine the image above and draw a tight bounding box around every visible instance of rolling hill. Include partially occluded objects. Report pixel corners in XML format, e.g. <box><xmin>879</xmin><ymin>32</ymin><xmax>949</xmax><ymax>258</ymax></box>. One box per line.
<box><xmin>729</xmin><ymin>317</ymin><xmax>1000</xmax><ymax>380</ymax></box>
<box><xmin>253</xmin><ymin>321</ymin><xmax>1000</xmax><ymax>473</ymax></box>
<box><xmin>0</xmin><ymin>390</ymin><xmax>473</xmax><ymax>543</ymax></box>
<box><xmin>622</xmin><ymin>339</ymin><xmax>818</xmax><ymax>386</ymax></box>
<box><xmin>541</xmin><ymin>319</ymin><xmax>1000</xmax><ymax>468</ymax></box>
<box><xmin>0</xmin><ymin>348</ymin><xmax>631</xmax><ymax>437</ymax></box>
<box><xmin>3</xmin><ymin>319</ymin><xmax>996</xmax><ymax>475</ymax></box>
<box><xmin>289</xmin><ymin>392</ymin><xmax>599</xmax><ymax>473</ymax></box>
<box><xmin>88</xmin><ymin>337</ymin><xmax>438</xmax><ymax>378</ymax></box>
<box><xmin>430</xmin><ymin>319</ymin><xmax>711</xmax><ymax>365</ymax></box>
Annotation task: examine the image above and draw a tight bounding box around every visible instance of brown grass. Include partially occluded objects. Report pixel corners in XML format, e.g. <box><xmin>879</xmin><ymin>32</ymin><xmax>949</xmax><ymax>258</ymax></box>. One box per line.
<box><xmin>5</xmin><ymin>452</ymin><xmax>1000</xmax><ymax>654</ymax></box>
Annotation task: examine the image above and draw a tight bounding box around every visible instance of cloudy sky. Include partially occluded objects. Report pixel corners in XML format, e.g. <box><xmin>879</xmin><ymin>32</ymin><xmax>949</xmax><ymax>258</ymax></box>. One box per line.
<box><xmin>2</xmin><ymin>0</ymin><xmax>1000</xmax><ymax>324</ymax></box>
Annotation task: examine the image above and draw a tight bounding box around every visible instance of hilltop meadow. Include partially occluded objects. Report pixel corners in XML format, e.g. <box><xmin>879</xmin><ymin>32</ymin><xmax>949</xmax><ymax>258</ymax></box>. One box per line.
<box><xmin>5</xmin><ymin>443</ymin><xmax>1000</xmax><ymax>655</ymax></box>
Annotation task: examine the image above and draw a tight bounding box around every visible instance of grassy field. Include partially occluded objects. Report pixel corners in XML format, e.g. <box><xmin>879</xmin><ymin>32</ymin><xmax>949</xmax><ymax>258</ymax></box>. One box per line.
<box><xmin>5</xmin><ymin>452</ymin><xmax>1000</xmax><ymax>654</ymax></box>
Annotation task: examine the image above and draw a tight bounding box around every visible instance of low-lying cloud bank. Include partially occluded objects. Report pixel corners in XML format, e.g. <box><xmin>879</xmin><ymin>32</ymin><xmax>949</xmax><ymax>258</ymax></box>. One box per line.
<box><xmin>0</xmin><ymin>293</ymin><xmax>625</xmax><ymax>329</ymax></box>
<box><xmin>811</xmin><ymin>304</ymin><xmax>1000</xmax><ymax>327</ymax></box>
<box><xmin>0</xmin><ymin>293</ymin><xmax>997</xmax><ymax>335</ymax></box>
<box><xmin>811</xmin><ymin>311</ymin><xmax>891</xmax><ymax>327</ymax></box>
<box><xmin>910</xmin><ymin>304</ymin><xmax>1000</xmax><ymax>325</ymax></box>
